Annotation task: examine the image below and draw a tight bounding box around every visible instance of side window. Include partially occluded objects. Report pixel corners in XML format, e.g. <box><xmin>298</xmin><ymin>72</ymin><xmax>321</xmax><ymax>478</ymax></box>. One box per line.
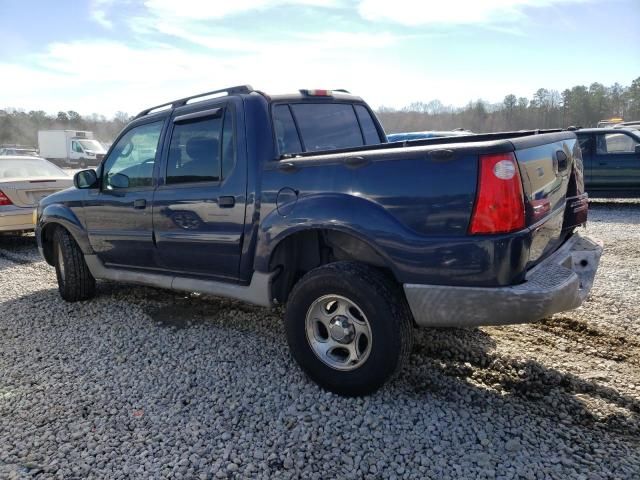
<box><xmin>354</xmin><ymin>105</ymin><xmax>381</xmax><ymax>145</ymax></box>
<box><xmin>167</xmin><ymin>115</ymin><xmax>222</xmax><ymax>185</ymax></box>
<box><xmin>290</xmin><ymin>103</ymin><xmax>363</xmax><ymax>152</ymax></box>
<box><xmin>221</xmin><ymin>109</ymin><xmax>236</xmax><ymax>179</ymax></box>
<box><xmin>72</xmin><ymin>141</ymin><xmax>83</xmax><ymax>153</ymax></box>
<box><xmin>274</xmin><ymin>105</ymin><xmax>302</xmax><ymax>155</ymax></box>
<box><xmin>103</xmin><ymin>121</ymin><xmax>163</xmax><ymax>189</ymax></box>
<box><xmin>597</xmin><ymin>133</ymin><xmax>639</xmax><ymax>154</ymax></box>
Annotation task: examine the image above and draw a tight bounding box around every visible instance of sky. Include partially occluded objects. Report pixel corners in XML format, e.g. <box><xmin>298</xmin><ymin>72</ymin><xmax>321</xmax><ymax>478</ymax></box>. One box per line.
<box><xmin>0</xmin><ymin>0</ymin><xmax>639</xmax><ymax>117</ymax></box>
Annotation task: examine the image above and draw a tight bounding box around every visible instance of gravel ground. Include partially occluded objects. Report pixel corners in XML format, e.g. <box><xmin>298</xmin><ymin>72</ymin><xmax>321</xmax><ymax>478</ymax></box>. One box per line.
<box><xmin>0</xmin><ymin>201</ymin><xmax>639</xmax><ymax>479</ymax></box>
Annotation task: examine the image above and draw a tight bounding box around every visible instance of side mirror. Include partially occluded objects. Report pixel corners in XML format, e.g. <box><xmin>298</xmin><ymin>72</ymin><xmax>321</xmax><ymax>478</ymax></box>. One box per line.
<box><xmin>74</xmin><ymin>169</ymin><xmax>98</xmax><ymax>189</ymax></box>
<box><xmin>108</xmin><ymin>172</ymin><xmax>130</xmax><ymax>189</ymax></box>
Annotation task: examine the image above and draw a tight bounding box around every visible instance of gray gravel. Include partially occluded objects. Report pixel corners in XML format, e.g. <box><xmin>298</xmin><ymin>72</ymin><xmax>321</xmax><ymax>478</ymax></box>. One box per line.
<box><xmin>1</xmin><ymin>201</ymin><xmax>639</xmax><ymax>479</ymax></box>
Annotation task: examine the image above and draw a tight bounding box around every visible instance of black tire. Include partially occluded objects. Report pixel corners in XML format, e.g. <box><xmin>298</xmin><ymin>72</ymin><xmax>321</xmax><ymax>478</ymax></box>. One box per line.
<box><xmin>79</xmin><ymin>159</ymin><xmax>87</xmax><ymax>169</ymax></box>
<box><xmin>53</xmin><ymin>227</ymin><xmax>96</xmax><ymax>302</ymax></box>
<box><xmin>284</xmin><ymin>261</ymin><xmax>413</xmax><ymax>396</ymax></box>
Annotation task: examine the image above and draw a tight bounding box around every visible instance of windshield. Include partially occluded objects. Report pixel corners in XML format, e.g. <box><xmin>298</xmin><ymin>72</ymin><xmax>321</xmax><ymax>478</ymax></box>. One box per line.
<box><xmin>0</xmin><ymin>158</ymin><xmax>67</xmax><ymax>179</ymax></box>
<box><xmin>79</xmin><ymin>140</ymin><xmax>105</xmax><ymax>152</ymax></box>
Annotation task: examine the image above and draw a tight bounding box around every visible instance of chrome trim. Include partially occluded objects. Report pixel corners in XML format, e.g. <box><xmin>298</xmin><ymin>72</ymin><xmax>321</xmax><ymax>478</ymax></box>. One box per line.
<box><xmin>84</xmin><ymin>255</ymin><xmax>274</xmax><ymax>307</ymax></box>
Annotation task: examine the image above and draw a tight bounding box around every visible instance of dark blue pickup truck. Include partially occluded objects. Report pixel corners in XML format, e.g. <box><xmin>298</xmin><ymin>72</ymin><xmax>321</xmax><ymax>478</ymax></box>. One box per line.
<box><xmin>575</xmin><ymin>127</ymin><xmax>640</xmax><ymax>196</ymax></box>
<box><xmin>35</xmin><ymin>85</ymin><xmax>602</xmax><ymax>396</ymax></box>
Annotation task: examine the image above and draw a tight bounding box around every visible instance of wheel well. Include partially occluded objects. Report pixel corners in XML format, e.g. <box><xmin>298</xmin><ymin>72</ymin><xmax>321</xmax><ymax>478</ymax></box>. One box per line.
<box><xmin>40</xmin><ymin>223</ymin><xmax>62</xmax><ymax>266</ymax></box>
<box><xmin>268</xmin><ymin>229</ymin><xmax>393</xmax><ymax>304</ymax></box>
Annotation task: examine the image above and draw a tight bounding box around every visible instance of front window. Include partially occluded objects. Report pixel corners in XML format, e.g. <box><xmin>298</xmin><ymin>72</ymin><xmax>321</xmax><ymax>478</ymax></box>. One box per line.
<box><xmin>79</xmin><ymin>140</ymin><xmax>105</xmax><ymax>152</ymax></box>
<box><xmin>72</xmin><ymin>141</ymin><xmax>83</xmax><ymax>153</ymax></box>
<box><xmin>596</xmin><ymin>133</ymin><xmax>639</xmax><ymax>154</ymax></box>
<box><xmin>103</xmin><ymin>121</ymin><xmax>163</xmax><ymax>189</ymax></box>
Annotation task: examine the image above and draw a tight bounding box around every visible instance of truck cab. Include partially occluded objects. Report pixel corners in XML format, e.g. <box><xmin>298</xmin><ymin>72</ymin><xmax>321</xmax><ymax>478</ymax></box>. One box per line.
<box><xmin>576</xmin><ymin>127</ymin><xmax>640</xmax><ymax>195</ymax></box>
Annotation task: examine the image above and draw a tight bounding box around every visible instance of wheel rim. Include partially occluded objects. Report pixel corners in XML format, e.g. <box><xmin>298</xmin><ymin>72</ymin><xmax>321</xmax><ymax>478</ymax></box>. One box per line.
<box><xmin>57</xmin><ymin>244</ymin><xmax>65</xmax><ymax>280</ymax></box>
<box><xmin>305</xmin><ymin>294</ymin><xmax>372</xmax><ymax>371</ymax></box>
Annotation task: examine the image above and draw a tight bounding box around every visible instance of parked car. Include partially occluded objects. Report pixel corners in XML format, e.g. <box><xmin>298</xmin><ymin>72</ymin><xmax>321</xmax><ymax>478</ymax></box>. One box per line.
<box><xmin>387</xmin><ymin>130</ymin><xmax>473</xmax><ymax>142</ymax></box>
<box><xmin>35</xmin><ymin>85</ymin><xmax>602</xmax><ymax>396</ymax></box>
<box><xmin>0</xmin><ymin>145</ymin><xmax>40</xmax><ymax>157</ymax></box>
<box><xmin>38</xmin><ymin>130</ymin><xmax>106</xmax><ymax>168</ymax></box>
<box><xmin>575</xmin><ymin>128</ymin><xmax>640</xmax><ymax>196</ymax></box>
<box><xmin>0</xmin><ymin>156</ymin><xmax>72</xmax><ymax>233</ymax></box>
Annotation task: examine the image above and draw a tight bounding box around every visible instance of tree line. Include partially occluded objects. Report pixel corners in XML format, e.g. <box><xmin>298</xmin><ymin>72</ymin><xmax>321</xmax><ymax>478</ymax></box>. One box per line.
<box><xmin>0</xmin><ymin>109</ymin><xmax>131</xmax><ymax>147</ymax></box>
<box><xmin>377</xmin><ymin>77</ymin><xmax>640</xmax><ymax>134</ymax></box>
<box><xmin>1</xmin><ymin>77</ymin><xmax>639</xmax><ymax>147</ymax></box>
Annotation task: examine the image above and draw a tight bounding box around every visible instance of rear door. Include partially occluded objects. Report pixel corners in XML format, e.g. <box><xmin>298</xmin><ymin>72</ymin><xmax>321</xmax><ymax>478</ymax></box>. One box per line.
<box><xmin>152</xmin><ymin>101</ymin><xmax>247</xmax><ymax>281</ymax></box>
<box><xmin>592</xmin><ymin>131</ymin><xmax>640</xmax><ymax>189</ymax></box>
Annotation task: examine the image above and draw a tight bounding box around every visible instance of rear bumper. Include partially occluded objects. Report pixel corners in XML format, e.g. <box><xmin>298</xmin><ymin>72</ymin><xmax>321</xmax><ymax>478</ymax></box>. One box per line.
<box><xmin>404</xmin><ymin>233</ymin><xmax>603</xmax><ymax>327</ymax></box>
<box><xmin>0</xmin><ymin>206</ymin><xmax>34</xmax><ymax>232</ymax></box>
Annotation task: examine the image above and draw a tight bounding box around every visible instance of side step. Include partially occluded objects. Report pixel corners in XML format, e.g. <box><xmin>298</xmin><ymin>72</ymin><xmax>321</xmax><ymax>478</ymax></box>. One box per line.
<box><xmin>84</xmin><ymin>255</ymin><xmax>274</xmax><ymax>307</ymax></box>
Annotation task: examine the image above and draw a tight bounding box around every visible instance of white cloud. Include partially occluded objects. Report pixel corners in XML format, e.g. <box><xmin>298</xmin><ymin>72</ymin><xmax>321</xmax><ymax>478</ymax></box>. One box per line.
<box><xmin>144</xmin><ymin>0</ymin><xmax>341</xmax><ymax>19</ymax></box>
<box><xmin>90</xmin><ymin>0</ymin><xmax>116</xmax><ymax>28</ymax></box>
<box><xmin>357</xmin><ymin>0</ymin><xmax>590</xmax><ymax>26</ymax></box>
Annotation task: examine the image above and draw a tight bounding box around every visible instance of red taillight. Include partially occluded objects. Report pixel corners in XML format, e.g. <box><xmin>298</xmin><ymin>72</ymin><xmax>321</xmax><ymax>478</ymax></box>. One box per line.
<box><xmin>0</xmin><ymin>190</ymin><xmax>12</xmax><ymax>206</ymax></box>
<box><xmin>469</xmin><ymin>153</ymin><xmax>525</xmax><ymax>234</ymax></box>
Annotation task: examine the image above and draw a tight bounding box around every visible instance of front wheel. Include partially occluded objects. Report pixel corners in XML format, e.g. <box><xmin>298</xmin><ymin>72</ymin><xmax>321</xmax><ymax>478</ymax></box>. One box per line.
<box><xmin>284</xmin><ymin>262</ymin><xmax>413</xmax><ymax>396</ymax></box>
<box><xmin>53</xmin><ymin>228</ymin><xmax>96</xmax><ymax>302</ymax></box>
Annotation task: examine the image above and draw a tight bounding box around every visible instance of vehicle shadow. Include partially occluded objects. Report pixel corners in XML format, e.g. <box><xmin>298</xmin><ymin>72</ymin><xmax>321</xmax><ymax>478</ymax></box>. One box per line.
<box><xmin>401</xmin><ymin>326</ymin><xmax>639</xmax><ymax>438</ymax></box>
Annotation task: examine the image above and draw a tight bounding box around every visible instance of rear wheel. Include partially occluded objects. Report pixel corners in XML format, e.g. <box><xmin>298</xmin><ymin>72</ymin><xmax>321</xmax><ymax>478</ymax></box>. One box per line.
<box><xmin>53</xmin><ymin>228</ymin><xmax>96</xmax><ymax>302</ymax></box>
<box><xmin>284</xmin><ymin>262</ymin><xmax>413</xmax><ymax>396</ymax></box>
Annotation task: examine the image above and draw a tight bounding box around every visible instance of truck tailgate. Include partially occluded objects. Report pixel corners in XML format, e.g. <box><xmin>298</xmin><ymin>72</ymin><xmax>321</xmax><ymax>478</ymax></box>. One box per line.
<box><xmin>512</xmin><ymin>132</ymin><xmax>586</xmax><ymax>267</ymax></box>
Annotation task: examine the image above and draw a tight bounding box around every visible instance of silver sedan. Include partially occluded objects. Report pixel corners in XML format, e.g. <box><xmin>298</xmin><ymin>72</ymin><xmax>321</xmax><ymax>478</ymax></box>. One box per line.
<box><xmin>0</xmin><ymin>156</ymin><xmax>72</xmax><ymax>233</ymax></box>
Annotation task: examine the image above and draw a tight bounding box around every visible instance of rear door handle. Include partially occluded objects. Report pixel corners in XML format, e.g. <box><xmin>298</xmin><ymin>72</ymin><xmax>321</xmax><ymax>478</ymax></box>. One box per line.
<box><xmin>218</xmin><ymin>196</ymin><xmax>235</xmax><ymax>208</ymax></box>
<box><xmin>133</xmin><ymin>199</ymin><xmax>146</xmax><ymax>209</ymax></box>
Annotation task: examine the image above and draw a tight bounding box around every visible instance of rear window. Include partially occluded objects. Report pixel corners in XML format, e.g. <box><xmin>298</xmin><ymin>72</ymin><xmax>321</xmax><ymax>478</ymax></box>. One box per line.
<box><xmin>354</xmin><ymin>105</ymin><xmax>381</xmax><ymax>144</ymax></box>
<box><xmin>273</xmin><ymin>105</ymin><xmax>303</xmax><ymax>156</ymax></box>
<box><xmin>167</xmin><ymin>116</ymin><xmax>223</xmax><ymax>184</ymax></box>
<box><xmin>273</xmin><ymin>102</ymin><xmax>380</xmax><ymax>155</ymax></box>
<box><xmin>0</xmin><ymin>159</ymin><xmax>66</xmax><ymax>179</ymax></box>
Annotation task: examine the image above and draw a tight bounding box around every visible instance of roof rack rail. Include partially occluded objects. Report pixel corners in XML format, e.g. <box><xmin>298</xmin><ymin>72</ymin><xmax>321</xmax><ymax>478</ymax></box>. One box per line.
<box><xmin>135</xmin><ymin>85</ymin><xmax>254</xmax><ymax>119</ymax></box>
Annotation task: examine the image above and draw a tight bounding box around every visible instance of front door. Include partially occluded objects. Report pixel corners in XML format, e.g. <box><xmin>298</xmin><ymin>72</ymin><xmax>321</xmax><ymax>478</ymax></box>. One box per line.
<box><xmin>84</xmin><ymin>119</ymin><xmax>165</xmax><ymax>269</ymax></box>
<box><xmin>152</xmin><ymin>103</ymin><xmax>247</xmax><ymax>281</ymax></box>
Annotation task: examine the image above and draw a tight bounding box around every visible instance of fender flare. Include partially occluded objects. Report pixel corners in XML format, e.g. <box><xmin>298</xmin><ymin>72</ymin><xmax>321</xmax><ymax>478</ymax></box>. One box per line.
<box><xmin>254</xmin><ymin>193</ymin><xmax>414</xmax><ymax>278</ymax></box>
<box><xmin>39</xmin><ymin>204</ymin><xmax>94</xmax><ymax>256</ymax></box>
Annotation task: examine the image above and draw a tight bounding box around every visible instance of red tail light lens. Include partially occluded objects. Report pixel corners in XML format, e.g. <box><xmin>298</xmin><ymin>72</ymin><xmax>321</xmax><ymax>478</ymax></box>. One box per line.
<box><xmin>0</xmin><ymin>190</ymin><xmax>12</xmax><ymax>206</ymax></box>
<box><xmin>469</xmin><ymin>153</ymin><xmax>525</xmax><ymax>234</ymax></box>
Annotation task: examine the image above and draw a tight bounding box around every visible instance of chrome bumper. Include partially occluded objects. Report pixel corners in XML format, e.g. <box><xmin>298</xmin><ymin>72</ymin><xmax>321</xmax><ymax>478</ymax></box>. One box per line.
<box><xmin>404</xmin><ymin>233</ymin><xmax>603</xmax><ymax>327</ymax></box>
<box><xmin>0</xmin><ymin>206</ymin><xmax>34</xmax><ymax>232</ymax></box>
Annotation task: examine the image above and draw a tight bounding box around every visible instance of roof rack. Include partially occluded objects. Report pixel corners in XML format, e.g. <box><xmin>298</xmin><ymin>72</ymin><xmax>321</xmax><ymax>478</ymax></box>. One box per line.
<box><xmin>135</xmin><ymin>85</ymin><xmax>254</xmax><ymax>119</ymax></box>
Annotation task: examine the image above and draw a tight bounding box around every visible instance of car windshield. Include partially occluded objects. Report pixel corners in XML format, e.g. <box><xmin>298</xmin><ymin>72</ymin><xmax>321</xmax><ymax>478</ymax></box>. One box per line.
<box><xmin>0</xmin><ymin>158</ymin><xmax>67</xmax><ymax>179</ymax></box>
<box><xmin>79</xmin><ymin>140</ymin><xmax>105</xmax><ymax>152</ymax></box>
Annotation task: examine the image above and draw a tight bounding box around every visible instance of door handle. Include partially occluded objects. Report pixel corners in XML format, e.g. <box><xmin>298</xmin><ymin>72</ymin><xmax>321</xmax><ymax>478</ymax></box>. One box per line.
<box><xmin>598</xmin><ymin>162</ymin><xmax>606</xmax><ymax>165</ymax></box>
<box><xmin>278</xmin><ymin>162</ymin><xmax>298</xmax><ymax>173</ymax></box>
<box><xmin>218</xmin><ymin>196</ymin><xmax>235</xmax><ymax>208</ymax></box>
<box><xmin>133</xmin><ymin>199</ymin><xmax>146</xmax><ymax>209</ymax></box>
